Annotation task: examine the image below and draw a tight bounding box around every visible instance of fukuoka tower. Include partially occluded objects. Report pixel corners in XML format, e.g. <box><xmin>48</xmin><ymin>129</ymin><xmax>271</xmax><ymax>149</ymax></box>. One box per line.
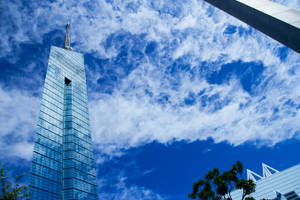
<box><xmin>29</xmin><ymin>24</ymin><xmax>98</xmax><ymax>200</ymax></box>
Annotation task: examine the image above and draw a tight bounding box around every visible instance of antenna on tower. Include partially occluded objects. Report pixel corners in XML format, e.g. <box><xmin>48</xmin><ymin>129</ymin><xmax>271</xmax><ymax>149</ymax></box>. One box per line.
<box><xmin>63</xmin><ymin>23</ymin><xmax>72</xmax><ymax>50</ymax></box>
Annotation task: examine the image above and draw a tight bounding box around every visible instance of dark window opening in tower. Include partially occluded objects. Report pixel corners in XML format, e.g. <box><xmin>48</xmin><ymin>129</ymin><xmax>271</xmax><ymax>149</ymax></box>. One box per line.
<box><xmin>65</xmin><ymin>77</ymin><xmax>71</xmax><ymax>85</ymax></box>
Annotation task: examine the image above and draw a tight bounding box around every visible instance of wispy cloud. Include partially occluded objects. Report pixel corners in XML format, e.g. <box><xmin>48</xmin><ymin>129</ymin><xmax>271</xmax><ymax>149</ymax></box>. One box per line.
<box><xmin>98</xmin><ymin>174</ymin><xmax>165</xmax><ymax>200</ymax></box>
<box><xmin>0</xmin><ymin>86</ymin><xmax>39</xmax><ymax>161</ymax></box>
<box><xmin>1</xmin><ymin>0</ymin><xmax>300</xmax><ymax>198</ymax></box>
<box><xmin>1</xmin><ymin>0</ymin><xmax>300</xmax><ymax>159</ymax></box>
<box><xmin>89</xmin><ymin>52</ymin><xmax>300</xmax><ymax>157</ymax></box>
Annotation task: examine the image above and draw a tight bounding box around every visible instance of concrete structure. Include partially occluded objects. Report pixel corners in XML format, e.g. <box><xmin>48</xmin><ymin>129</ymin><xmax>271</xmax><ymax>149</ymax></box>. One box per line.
<box><xmin>29</xmin><ymin>24</ymin><xmax>98</xmax><ymax>200</ymax></box>
<box><xmin>204</xmin><ymin>0</ymin><xmax>300</xmax><ymax>53</ymax></box>
<box><xmin>231</xmin><ymin>163</ymin><xmax>300</xmax><ymax>200</ymax></box>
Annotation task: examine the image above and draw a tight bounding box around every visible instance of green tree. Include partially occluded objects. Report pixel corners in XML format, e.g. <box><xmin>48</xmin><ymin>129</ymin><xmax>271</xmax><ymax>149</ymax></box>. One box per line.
<box><xmin>0</xmin><ymin>164</ymin><xmax>29</xmax><ymax>200</ymax></box>
<box><xmin>189</xmin><ymin>161</ymin><xmax>255</xmax><ymax>200</ymax></box>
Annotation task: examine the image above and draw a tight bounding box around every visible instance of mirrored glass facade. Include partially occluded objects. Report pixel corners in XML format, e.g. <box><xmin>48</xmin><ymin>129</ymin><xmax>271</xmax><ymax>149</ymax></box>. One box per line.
<box><xmin>29</xmin><ymin>46</ymin><xmax>98</xmax><ymax>200</ymax></box>
<box><xmin>231</xmin><ymin>163</ymin><xmax>300</xmax><ymax>200</ymax></box>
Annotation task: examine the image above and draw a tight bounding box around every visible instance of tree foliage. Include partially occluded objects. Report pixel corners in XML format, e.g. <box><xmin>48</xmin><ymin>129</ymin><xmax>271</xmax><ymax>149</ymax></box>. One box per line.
<box><xmin>0</xmin><ymin>164</ymin><xmax>29</xmax><ymax>200</ymax></box>
<box><xmin>189</xmin><ymin>161</ymin><xmax>255</xmax><ymax>200</ymax></box>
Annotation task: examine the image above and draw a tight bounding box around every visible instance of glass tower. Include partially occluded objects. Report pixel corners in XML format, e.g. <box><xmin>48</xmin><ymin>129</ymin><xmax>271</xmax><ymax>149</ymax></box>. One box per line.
<box><xmin>29</xmin><ymin>24</ymin><xmax>98</xmax><ymax>200</ymax></box>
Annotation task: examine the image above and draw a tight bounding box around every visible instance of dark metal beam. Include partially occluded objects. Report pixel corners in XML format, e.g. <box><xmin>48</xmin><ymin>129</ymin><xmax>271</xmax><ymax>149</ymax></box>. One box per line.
<box><xmin>204</xmin><ymin>0</ymin><xmax>300</xmax><ymax>53</ymax></box>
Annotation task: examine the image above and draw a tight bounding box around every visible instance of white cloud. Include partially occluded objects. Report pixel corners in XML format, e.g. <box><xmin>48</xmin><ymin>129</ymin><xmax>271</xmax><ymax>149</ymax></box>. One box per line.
<box><xmin>1</xmin><ymin>1</ymin><xmax>300</xmax><ymax>198</ymax></box>
<box><xmin>0</xmin><ymin>86</ymin><xmax>39</xmax><ymax>161</ymax></box>
<box><xmin>2</xmin><ymin>0</ymin><xmax>300</xmax><ymax>161</ymax></box>
<box><xmin>89</xmin><ymin>47</ymin><xmax>300</xmax><ymax>157</ymax></box>
<box><xmin>98</xmin><ymin>174</ymin><xmax>165</xmax><ymax>200</ymax></box>
<box><xmin>0</xmin><ymin>0</ymin><xmax>283</xmax><ymax>60</ymax></box>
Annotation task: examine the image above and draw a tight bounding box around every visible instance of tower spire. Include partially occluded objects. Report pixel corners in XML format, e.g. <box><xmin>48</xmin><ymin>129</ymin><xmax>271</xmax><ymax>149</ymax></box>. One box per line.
<box><xmin>63</xmin><ymin>23</ymin><xmax>72</xmax><ymax>50</ymax></box>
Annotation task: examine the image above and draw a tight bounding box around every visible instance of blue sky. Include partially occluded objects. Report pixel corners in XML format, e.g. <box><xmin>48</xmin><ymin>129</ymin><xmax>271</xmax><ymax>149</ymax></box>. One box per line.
<box><xmin>1</xmin><ymin>0</ymin><xmax>300</xmax><ymax>199</ymax></box>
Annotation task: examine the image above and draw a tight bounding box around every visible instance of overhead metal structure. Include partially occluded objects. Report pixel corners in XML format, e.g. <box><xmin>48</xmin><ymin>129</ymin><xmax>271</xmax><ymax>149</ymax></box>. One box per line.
<box><xmin>247</xmin><ymin>169</ymin><xmax>263</xmax><ymax>182</ymax></box>
<box><xmin>247</xmin><ymin>163</ymin><xmax>280</xmax><ymax>182</ymax></box>
<box><xmin>262</xmin><ymin>162</ymin><xmax>280</xmax><ymax>177</ymax></box>
<box><xmin>204</xmin><ymin>0</ymin><xmax>300</xmax><ymax>54</ymax></box>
